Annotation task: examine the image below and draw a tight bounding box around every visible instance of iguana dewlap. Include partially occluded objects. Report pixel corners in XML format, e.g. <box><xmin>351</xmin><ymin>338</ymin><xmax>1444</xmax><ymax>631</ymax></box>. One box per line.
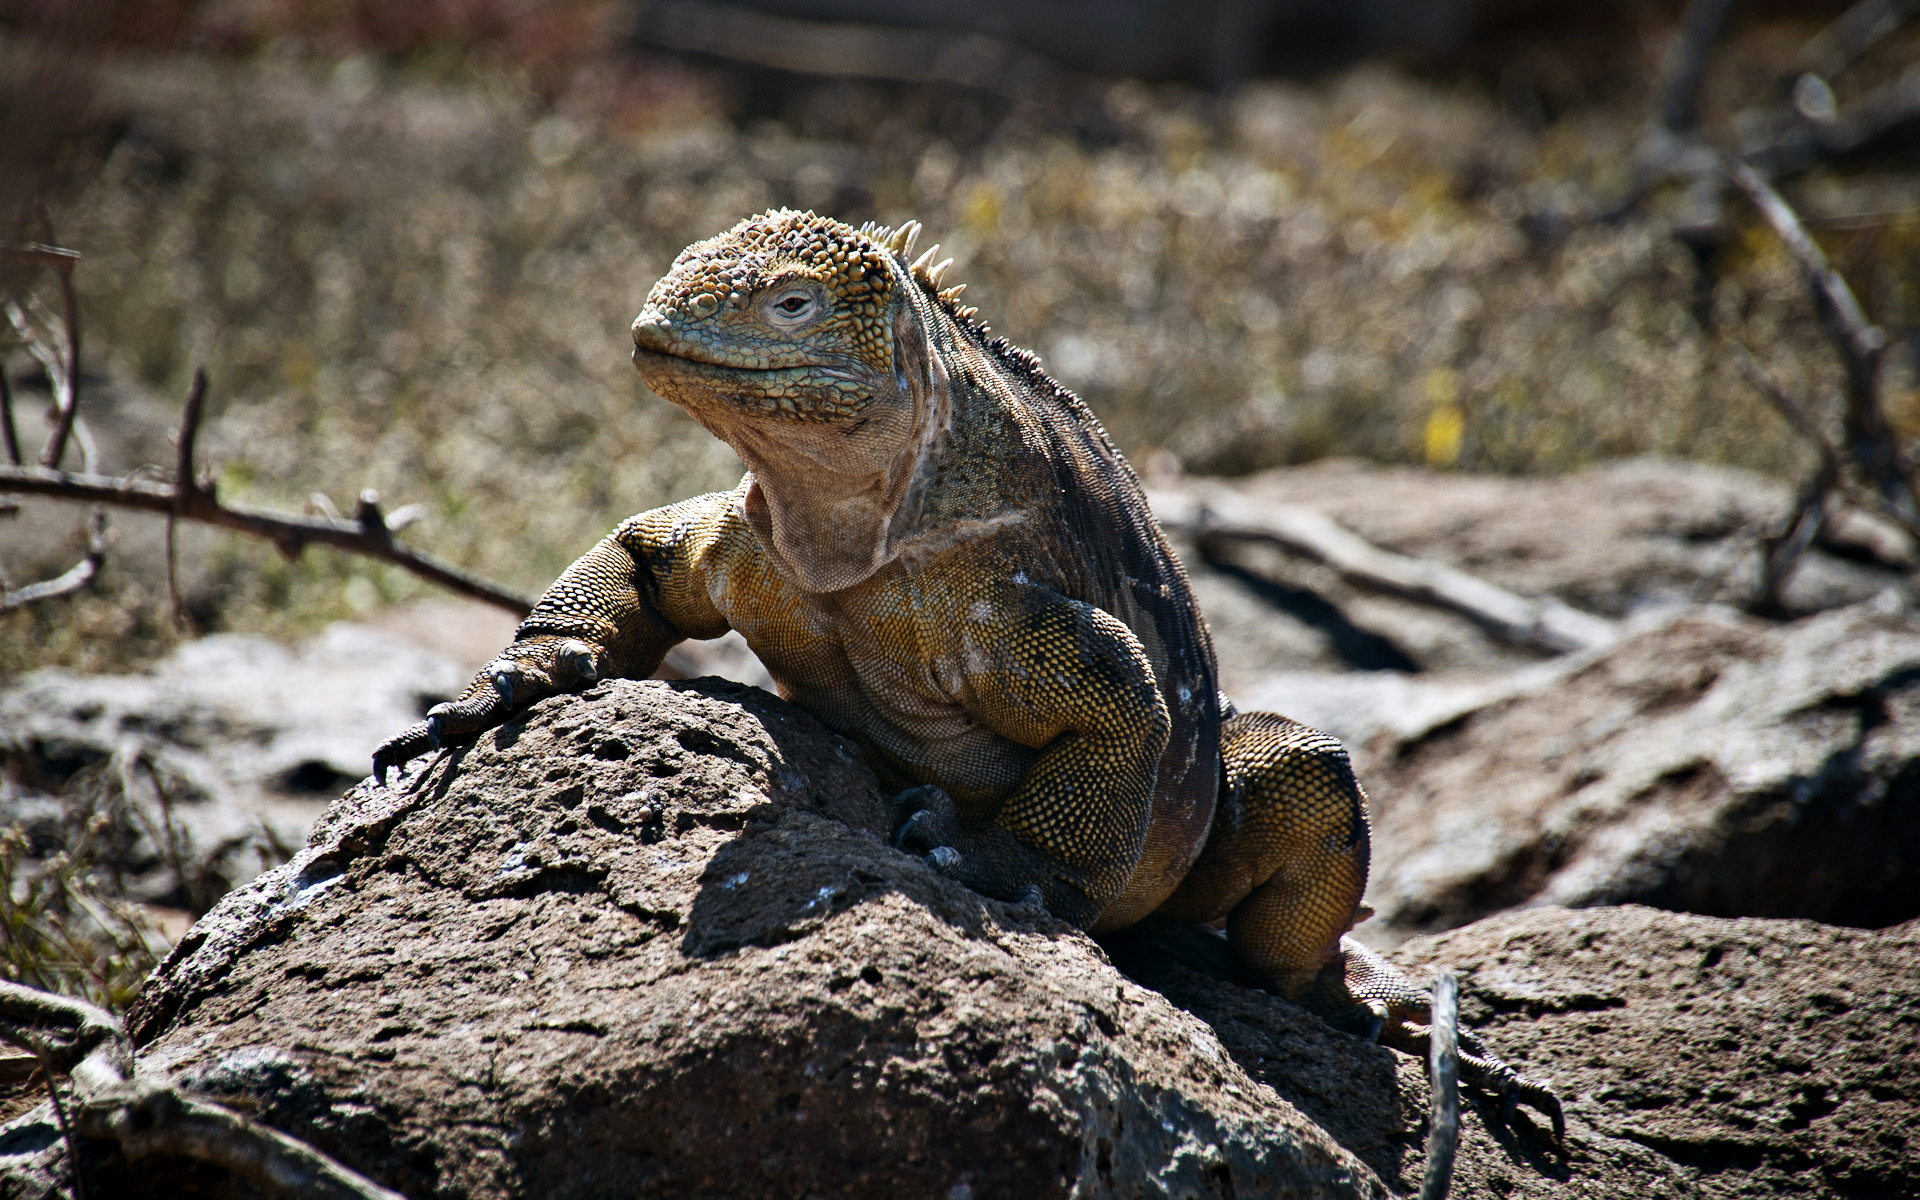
<box><xmin>374</xmin><ymin>209</ymin><xmax>1561</xmax><ymax>1133</ymax></box>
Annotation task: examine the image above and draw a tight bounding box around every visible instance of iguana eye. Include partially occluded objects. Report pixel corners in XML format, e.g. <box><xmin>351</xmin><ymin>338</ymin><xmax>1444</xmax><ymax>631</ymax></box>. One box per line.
<box><xmin>764</xmin><ymin>286</ymin><xmax>822</xmax><ymax>329</ymax></box>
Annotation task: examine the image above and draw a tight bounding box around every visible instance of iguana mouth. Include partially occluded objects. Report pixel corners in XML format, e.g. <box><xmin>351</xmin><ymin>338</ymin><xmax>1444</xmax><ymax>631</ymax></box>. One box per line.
<box><xmin>632</xmin><ymin>345</ymin><xmax>869</xmax><ymax>420</ymax></box>
<box><xmin>631</xmin><ymin>341</ymin><xmax>849</xmax><ymax>380</ymax></box>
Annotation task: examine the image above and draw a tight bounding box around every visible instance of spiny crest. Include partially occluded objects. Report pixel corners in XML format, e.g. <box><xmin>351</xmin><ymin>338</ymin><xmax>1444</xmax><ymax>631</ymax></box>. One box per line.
<box><xmin>856</xmin><ymin>217</ymin><xmax>998</xmax><ymax>343</ymax></box>
<box><xmin>871</xmin><ymin>214</ymin><xmax>1095</xmax><ymax>423</ymax></box>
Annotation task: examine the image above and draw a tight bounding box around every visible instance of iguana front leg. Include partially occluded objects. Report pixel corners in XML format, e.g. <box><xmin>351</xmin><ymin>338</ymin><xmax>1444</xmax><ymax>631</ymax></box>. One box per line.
<box><xmin>893</xmin><ymin>593</ymin><xmax>1170</xmax><ymax>928</ymax></box>
<box><xmin>373</xmin><ymin>502</ymin><xmax>732</xmax><ymax>781</ymax></box>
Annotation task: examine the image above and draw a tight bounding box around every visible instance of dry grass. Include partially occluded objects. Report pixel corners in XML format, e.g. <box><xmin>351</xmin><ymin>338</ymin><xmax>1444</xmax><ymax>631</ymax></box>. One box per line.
<box><xmin>1</xmin><ymin>19</ymin><xmax>1916</xmax><ymax>674</ymax></box>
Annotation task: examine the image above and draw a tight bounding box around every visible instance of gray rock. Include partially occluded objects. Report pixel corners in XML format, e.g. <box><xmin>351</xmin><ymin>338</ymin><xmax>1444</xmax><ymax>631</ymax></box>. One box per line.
<box><xmin>1188</xmin><ymin>457</ymin><xmax>1915</xmax><ymax>690</ymax></box>
<box><xmin>110</xmin><ymin>678</ymin><xmax>1387</xmax><ymax>1199</ymax></box>
<box><xmin>4</xmin><ymin>680</ymin><xmax>1911</xmax><ymax>1198</ymax></box>
<box><xmin>0</xmin><ymin>624</ymin><xmax>475</xmax><ymax>903</ymax></box>
<box><xmin>1357</xmin><ymin>602</ymin><xmax>1920</xmax><ymax>941</ymax></box>
<box><xmin>1390</xmin><ymin>906</ymin><xmax>1920</xmax><ymax>1200</ymax></box>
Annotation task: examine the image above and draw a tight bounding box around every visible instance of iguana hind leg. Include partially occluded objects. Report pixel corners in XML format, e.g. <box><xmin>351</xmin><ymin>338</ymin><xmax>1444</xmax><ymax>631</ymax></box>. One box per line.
<box><xmin>1158</xmin><ymin>711</ymin><xmax>1563</xmax><ymax>1141</ymax></box>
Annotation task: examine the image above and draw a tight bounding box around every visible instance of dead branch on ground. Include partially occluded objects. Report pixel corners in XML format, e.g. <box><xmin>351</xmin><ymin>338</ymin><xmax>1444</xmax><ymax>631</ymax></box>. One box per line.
<box><xmin>1</xmin><ymin>237</ymin><xmax>533</xmax><ymax>618</ymax></box>
<box><xmin>1148</xmin><ymin>486</ymin><xmax>1620</xmax><ymax>656</ymax></box>
<box><xmin>1419</xmin><ymin>972</ymin><xmax>1460</xmax><ymax>1200</ymax></box>
<box><xmin>0</xmin><ymin>979</ymin><xmax>405</xmax><ymax>1199</ymax></box>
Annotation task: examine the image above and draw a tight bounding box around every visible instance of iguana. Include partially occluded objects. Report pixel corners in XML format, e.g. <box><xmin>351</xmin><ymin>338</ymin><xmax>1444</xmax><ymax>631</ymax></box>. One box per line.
<box><xmin>374</xmin><ymin>209</ymin><xmax>1562</xmax><ymax>1135</ymax></box>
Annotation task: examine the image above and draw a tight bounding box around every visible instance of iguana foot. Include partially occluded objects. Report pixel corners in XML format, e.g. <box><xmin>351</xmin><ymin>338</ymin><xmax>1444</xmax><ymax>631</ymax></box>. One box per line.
<box><xmin>372</xmin><ymin>636</ymin><xmax>602</xmax><ymax>783</ymax></box>
<box><xmin>1294</xmin><ymin>937</ymin><xmax>1566</xmax><ymax>1146</ymax></box>
<box><xmin>889</xmin><ymin>784</ymin><xmax>967</xmax><ymax>878</ymax></box>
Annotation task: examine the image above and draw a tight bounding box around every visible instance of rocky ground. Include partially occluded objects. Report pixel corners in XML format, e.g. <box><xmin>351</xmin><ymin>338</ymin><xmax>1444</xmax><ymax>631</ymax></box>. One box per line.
<box><xmin>1</xmin><ymin>678</ymin><xmax>1911</xmax><ymax>1198</ymax></box>
<box><xmin>7</xmin><ymin>457</ymin><xmax>1914</xmax><ymax>941</ymax></box>
<box><xmin>1</xmin><ymin>457</ymin><xmax>1917</xmax><ymax>1194</ymax></box>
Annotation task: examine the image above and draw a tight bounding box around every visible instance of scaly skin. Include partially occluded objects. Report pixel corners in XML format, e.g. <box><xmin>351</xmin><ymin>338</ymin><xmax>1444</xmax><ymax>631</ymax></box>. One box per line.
<box><xmin>374</xmin><ymin>209</ymin><xmax>1562</xmax><ymax>1138</ymax></box>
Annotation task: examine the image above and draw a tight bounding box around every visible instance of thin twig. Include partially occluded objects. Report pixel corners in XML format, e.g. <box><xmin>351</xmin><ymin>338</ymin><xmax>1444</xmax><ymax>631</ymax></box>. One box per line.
<box><xmin>1734</xmin><ymin>344</ymin><xmax>1920</xmax><ymax>541</ymax></box>
<box><xmin>31</xmin><ymin>1041</ymin><xmax>87</xmax><ymax>1200</ymax></box>
<box><xmin>1733</xmin><ymin>344</ymin><xmax>1846</xmax><ymax>610</ymax></box>
<box><xmin>174</xmin><ymin>367</ymin><xmax>205</xmax><ymax>497</ymax></box>
<box><xmin>1</xmin><ymin>235</ymin><xmax>83</xmax><ymax>472</ymax></box>
<box><xmin>0</xmin><ymin>508</ymin><xmax>105</xmax><ymax>611</ymax></box>
<box><xmin>0</xmin><ymin>371</ymin><xmax>533</xmax><ymax>616</ymax></box>
<box><xmin>1754</xmin><ymin>469</ymin><xmax>1832</xmax><ymax>614</ymax></box>
<box><xmin>1724</xmin><ymin>158</ymin><xmax>1884</xmax><ymax>363</ymax></box>
<box><xmin>42</xmin><ymin>240</ymin><xmax>80</xmax><ymax>471</ymax></box>
<box><xmin>0</xmin><ymin>365</ymin><xmax>20</xmax><ymax>465</ymax></box>
<box><xmin>1733</xmin><ymin>345</ymin><xmax>1844</xmax><ymax>464</ymax></box>
<box><xmin>1800</xmin><ymin>0</ymin><xmax>1920</xmax><ymax>80</ymax></box>
<box><xmin>0</xmin><ymin>463</ymin><xmax>532</xmax><ymax>615</ymax></box>
<box><xmin>2</xmin><ymin>243</ymin><xmax>81</xmax><ymax>272</ymax></box>
<box><xmin>134</xmin><ymin>754</ymin><xmax>209</xmax><ymax>916</ymax></box>
<box><xmin>1724</xmin><ymin>157</ymin><xmax>1913</xmax><ymax>519</ymax></box>
<box><xmin>1420</xmin><ymin>972</ymin><xmax>1460</xmax><ymax>1200</ymax></box>
<box><xmin>1655</xmin><ymin>0</ymin><xmax>1742</xmax><ymax>135</ymax></box>
<box><xmin>1744</xmin><ymin>77</ymin><xmax>1920</xmax><ymax>176</ymax></box>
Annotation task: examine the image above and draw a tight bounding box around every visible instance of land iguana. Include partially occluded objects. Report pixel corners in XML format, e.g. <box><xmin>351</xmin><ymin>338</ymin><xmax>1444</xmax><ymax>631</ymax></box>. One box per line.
<box><xmin>373</xmin><ymin>209</ymin><xmax>1562</xmax><ymax>1135</ymax></box>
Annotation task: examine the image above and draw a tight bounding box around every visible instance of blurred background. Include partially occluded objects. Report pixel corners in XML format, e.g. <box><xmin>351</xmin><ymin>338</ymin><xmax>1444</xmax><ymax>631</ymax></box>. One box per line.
<box><xmin>1</xmin><ymin>0</ymin><xmax>1918</xmax><ymax>1005</ymax></box>
<box><xmin>2</xmin><ymin>0</ymin><xmax>1913</xmax><ymax>671</ymax></box>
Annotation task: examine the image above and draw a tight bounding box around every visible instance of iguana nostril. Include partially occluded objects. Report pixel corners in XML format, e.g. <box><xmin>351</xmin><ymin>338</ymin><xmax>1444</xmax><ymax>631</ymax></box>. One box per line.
<box><xmin>632</xmin><ymin>310</ymin><xmax>670</xmax><ymax>344</ymax></box>
<box><xmin>690</xmin><ymin>293</ymin><xmax>719</xmax><ymax>317</ymax></box>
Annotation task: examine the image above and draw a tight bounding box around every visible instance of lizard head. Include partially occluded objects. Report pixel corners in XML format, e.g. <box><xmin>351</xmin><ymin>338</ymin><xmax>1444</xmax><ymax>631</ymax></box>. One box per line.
<box><xmin>631</xmin><ymin>209</ymin><xmax>980</xmax><ymax>589</ymax></box>
<box><xmin>631</xmin><ymin>209</ymin><xmax>971</xmax><ymax>434</ymax></box>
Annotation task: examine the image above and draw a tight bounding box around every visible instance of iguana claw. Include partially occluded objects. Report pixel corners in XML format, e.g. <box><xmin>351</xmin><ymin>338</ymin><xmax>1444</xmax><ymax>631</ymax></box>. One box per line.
<box><xmin>372</xmin><ymin>721</ymin><xmax>435</xmax><ymax>784</ymax></box>
<box><xmin>892</xmin><ymin>809</ymin><xmax>933</xmax><ymax>850</ymax></box>
<box><xmin>1363</xmin><ymin>1000</ymin><xmax>1389</xmax><ymax>1044</ymax></box>
<box><xmin>1457</xmin><ymin>1041</ymin><xmax>1566</xmax><ymax>1147</ymax></box>
<box><xmin>489</xmin><ymin>666</ymin><xmax>516</xmax><ymax>707</ymax></box>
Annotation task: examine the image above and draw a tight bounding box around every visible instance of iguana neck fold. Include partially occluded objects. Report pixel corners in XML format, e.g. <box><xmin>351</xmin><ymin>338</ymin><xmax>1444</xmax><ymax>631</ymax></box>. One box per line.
<box><xmin>678</xmin><ymin>279</ymin><xmax>956</xmax><ymax>594</ymax></box>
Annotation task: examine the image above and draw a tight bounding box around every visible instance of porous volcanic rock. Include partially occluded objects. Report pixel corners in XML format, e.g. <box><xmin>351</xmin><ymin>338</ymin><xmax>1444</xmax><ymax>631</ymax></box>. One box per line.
<box><xmin>1391</xmin><ymin>906</ymin><xmax>1920</xmax><ymax>1200</ymax></box>
<box><xmin>1</xmin><ymin>678</ymin><xmax>1913</xmax><ymax>1197</ymax></box>
<box><xmin>1110</xmin><ymin>904</ymin><xmax>1920</xmax><ymax>1200</ymax></box>
<box><xmin>100</xmin><ymin>678</ymin><xmax>1391</xmax><ymax>1199</ymax></box>
<box><xmin>1356</xmin><ymin>602</ymin><xmax>1920</xmax><ymax>940</ymax></box>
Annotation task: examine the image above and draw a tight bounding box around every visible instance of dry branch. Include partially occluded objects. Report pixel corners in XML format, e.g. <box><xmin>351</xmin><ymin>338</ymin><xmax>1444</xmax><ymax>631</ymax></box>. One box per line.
<box><xmin>0</xmin><ymin>369</ymin><xmax>534</xmax><ymax>617</ymax></box>
<box><xmin>1723</xmin><ymin>157</ymin><xmax>1918</xmax><ymax>543</ymax></box>
<box><xmin>1800</xmin><ymin>0</ymin><xmax>1920</xmax><ymax>79</ymax></box>
<box><xmin>1744</xmin><ymin>75</ymin><xmax>1920</xmax><ymax>176</ymax></box>
<box><xmin>1148</xmin><ymin>487</ymin><xmax>1620</xmax><ymax>656</ymax></box>
<box><xmin>1733</xmin><ymin>345</ymin><xmax>1920</xmax><ymax>543</ymax></box>
<box><xmin>76</xmin><ymin>1079</ymin><xmax>407</xmax><ymax>1200</ymax></box>
<box><xmin>0</xmin><ymin>507</ymin><xmax>105</xmax><ymax>611</ymax></box>
<box><xmin>3</xmin><ymin>238</ymin><xmax>83</xmax><ymax>471</ymax></box>
<box><xmin>0</xmin><ymin>980</ymin><xmax>404</xmax><ymax>1199</ymax></box>
<box><xmin>1719</xmin><ymin>160</ymin><xmax>1918</xmax><ymax>608</ymax></box>
<box><xmin>1724</xmin><ymin>158</ymin><xmax>1886</xmax><ymax>369</ymax></box>
<box><xmin>1654</xmin><ymin>0</ymin><xmax>1741</xmax><ymax>136</ymax></box>
<box><xmin>0</xmin><ymin>365</ymin><xmax>20</xmax><ymax>465</ymax></box>
<box><xmin>1419</xmin><ymin>972</ymin><xmax>1460</xmax><ymax>1200</ymax></box>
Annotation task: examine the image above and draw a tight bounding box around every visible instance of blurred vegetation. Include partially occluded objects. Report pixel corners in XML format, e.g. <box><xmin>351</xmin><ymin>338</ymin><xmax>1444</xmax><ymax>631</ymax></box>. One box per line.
<box><xmin>0</xmin><ymin>765</ymin><xmax>174</xmax><ymax>1012</ymax></box>
<box><xmin>0</xmin><ymin>5</ymin><xmax>1917</xmax><ymax>680</ymax></box>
